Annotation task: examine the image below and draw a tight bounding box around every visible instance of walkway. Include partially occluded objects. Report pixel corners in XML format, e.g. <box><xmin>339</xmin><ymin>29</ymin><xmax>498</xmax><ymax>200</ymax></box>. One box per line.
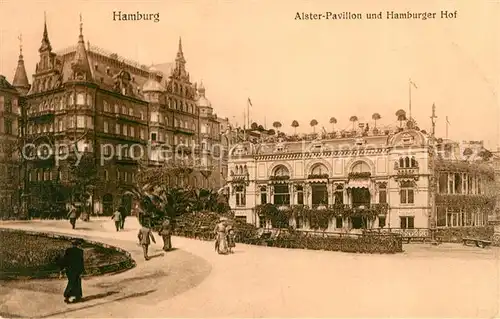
<box><xmin>1</xmin><ymin>218</ymin><xmax>499</xmax><ymax>318</ymax></box>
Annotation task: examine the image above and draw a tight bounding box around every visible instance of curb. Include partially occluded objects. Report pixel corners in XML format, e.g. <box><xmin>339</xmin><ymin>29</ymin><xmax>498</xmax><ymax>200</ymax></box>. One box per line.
<box><xmin>0</xmin><ymin>227</ymin><xmax>136</xmax><ymax>280</ymax></box>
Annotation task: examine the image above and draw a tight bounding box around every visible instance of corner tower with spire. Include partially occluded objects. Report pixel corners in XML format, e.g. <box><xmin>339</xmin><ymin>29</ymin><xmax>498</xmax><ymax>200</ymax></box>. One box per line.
<box><xmin>70</xmin><ymin>14</ymin><xmax>93</xmax><ymax>81</ymax></box>
<box><xmin>12</xmin><ymin>34</ymin><xmax>31</xmax><ymax>96</ymax></box>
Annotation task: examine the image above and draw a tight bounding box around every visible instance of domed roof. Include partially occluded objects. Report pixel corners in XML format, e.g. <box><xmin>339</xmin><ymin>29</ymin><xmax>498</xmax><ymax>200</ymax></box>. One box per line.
<box><xmin>143</xmin><ymin>67</ymin><xmax>165</xmax><ymax>92</ymax></box>
<box><xmin>142</xmin><ymin>79</ymin><xmax>165</xmax><ymax>92</ymax></box>
<box><xmin>196</xmin><ymin>96</ymin><xmax>211</xmax><ymax>107</ymax></box>
<box><xmin>196</xmin><ymin>80</ymin><xmax>211</xmax><ymax>107</ymax></box>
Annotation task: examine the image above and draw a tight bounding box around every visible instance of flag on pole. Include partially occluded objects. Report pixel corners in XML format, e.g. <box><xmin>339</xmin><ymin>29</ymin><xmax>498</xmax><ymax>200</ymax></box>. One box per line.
<box><xmin>410</xmin><ymin>79</ymin><xmax>418</xmax><ymax>89</ymax></box>
<box><xmin>247</xmin><ymin>98</ymin><xmax>252</xmax><ymax>107</ymax></box>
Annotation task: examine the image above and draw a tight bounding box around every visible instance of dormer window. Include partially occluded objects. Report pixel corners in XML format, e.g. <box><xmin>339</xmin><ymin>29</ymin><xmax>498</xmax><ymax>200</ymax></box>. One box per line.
<box><xmin>94</xmin><ymin>64</ymin><xmax>98</xmax><ymax>71</ymax></box>
<box><xmin>106</xmin><ymin>68</ymin><xmax>111</xmax><ymax>75</ymax></box>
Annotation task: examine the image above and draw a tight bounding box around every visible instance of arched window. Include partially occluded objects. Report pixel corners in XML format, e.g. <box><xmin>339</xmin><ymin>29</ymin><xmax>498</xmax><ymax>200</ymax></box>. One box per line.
<box><xmin>273</xmin><ymin>165</ymin><xmax>289</xmax><ymax>177</ymax></box>
<box><xmin>311</xmin><ymin>163</ymin><xmax>328</xmax><ymax>176</ymax></box>
<box><xmin>399</xmin><ymin>158</ymin><xmax>404</xmax><ymax>168</ymax></box>
<box><xmin>404</xmin><ymin>157</ymin><xmax>410</xmax><ymax>168</ymax></box>
<box><xmin>68</xmin><ymin>94</ymin><xmax>74</xmax><ymax>105</ymax></box>
<box><xmin>410</xmin><ymin>157</ymin><xmax>418</xmax><ymax>168</ymax></box>
<box><xmin>351</xmin><ymin>161</ymin><xmax>370</xmax><ymax>173</ymax></box>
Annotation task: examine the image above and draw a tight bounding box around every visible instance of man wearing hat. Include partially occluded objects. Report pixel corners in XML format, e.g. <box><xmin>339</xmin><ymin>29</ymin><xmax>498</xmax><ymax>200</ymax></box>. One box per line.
<box><xmin>137</xmin><ymin>219</ymin><xmax>156</xmax><ymax>260</ymax></box>
<box><xmin>60</xmin><ymin>239</ymin><xmax>85</xmax><ymax>303</ymax></box>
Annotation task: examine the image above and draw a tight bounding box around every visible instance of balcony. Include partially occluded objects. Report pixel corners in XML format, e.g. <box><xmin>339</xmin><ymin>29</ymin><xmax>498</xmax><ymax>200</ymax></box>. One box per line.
<box><xmin>175</xmin><ymin>126</ymin><xmax>195</xmax><ymax>135</ymax></box>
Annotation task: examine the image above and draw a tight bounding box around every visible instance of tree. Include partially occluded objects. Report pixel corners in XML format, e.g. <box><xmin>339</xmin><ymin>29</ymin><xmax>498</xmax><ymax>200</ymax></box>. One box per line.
<box><xmin>329</xmin><ymin>117</ymin><xmax>337</xmax><ymax>132</ymax></box>
<box><xmin>371</xmin><ymin>113</ymin><xmax>381</xmax><ymax>129</ymax></box>
<box><xmin>291</xmin><ymin>120</ymin><xmax>299</xmax><ymax>135</ymax></box>
<box><xmin>310</xmin><ymin>119</ymin><xmax>318</xmax><ymax>133</ymax></box>
<box><xmin>478</xmin><ymin>149</ymin><xmax>493</xmax><ymax>162</ymax></box>
<box><xmin>349</xmin><ymin>116</ymin><xmax>358</xmax><ymax>131</ymax></box>
<box><xmin>251</xmin><ymin>122</ymin><xmax>258</xmax><ymax>130</ymax></box>
<box><xmin>272</xmin><ymin>121</ymin><xmax>282</xmax><ymax>133</ymax></box>
<box><xmin>67</xmin><ymin>152</ymin><xmax>99</xmax><ymax>214</ymax></box>
<box><xmin>267</xmin><ymin>129</ymin><xmax>276</xmax><ymax>135</ymax></box>
<box><xmin>463</xmin><ymin>148</ymin><xmax>473</xmax><ymax>160</ymax></box>
<box><xmin>395</xmin><ymin>109</ymin><xmax>407</xmax><ymax>127</ymax></box>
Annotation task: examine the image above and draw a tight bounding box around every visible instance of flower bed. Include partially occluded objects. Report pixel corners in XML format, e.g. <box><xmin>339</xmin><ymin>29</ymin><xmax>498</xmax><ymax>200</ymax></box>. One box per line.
<box><xmin>0</xmin><ymin>229</ymin><xmax>135</xmax><ymax>280</ymax></box>
<box><xmin>435</xmin><ymin>226</ymin><xmax>494</xmax><ymax>243</ymax></box>
<box><xmin>272</xmin><ymin>231</ymin><xmax>402</xmax><ymax>254</ymax></box>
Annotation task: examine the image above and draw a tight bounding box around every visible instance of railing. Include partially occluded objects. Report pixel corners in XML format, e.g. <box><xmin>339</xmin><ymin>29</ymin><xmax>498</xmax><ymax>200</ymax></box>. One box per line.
<box><xmin>365</xmin><ymin>227</ymin><xmax>430</xmax><ymax>238</ymax></box>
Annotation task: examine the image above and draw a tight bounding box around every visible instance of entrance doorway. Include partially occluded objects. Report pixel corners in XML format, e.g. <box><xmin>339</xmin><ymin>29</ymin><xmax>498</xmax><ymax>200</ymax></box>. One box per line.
<box><xmin>350</xmin><ymin>188</ymin><xmax>371</xmax><ymax>229</ymax></box>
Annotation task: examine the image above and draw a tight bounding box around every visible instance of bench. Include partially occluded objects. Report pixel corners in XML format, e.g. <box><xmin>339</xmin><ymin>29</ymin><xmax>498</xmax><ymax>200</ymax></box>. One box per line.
<box><xmin>462</xmin><ymin>237</ymin><xmax>492</xmax><ymax>248</ymax></box>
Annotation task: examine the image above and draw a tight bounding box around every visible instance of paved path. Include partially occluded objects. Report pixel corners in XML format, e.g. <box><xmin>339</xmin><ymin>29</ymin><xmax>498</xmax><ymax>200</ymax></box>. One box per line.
<box><xmin>1</xmin><ymin>218</ymin><xmax>499</xmax><ymax>318</ymax></box>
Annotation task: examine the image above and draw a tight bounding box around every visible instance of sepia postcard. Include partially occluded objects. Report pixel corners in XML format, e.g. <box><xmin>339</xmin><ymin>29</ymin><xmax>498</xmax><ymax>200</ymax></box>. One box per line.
<box><xmin>0</xmin><ymin>0</ymin><xmax>499</xmax><ymax>318</ymax></box>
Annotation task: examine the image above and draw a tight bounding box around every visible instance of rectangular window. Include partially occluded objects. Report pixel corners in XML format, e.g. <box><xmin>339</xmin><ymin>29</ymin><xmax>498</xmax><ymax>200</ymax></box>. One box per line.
<box><xmin>235</xmin><ymin>186</ymin><xmax>246</xmax><ymax>207</ymax></box>
<box><xmin>116</xmin><ymin>123</ymin><xmax>121</xmax><ymax>135</ymax></box>
<box><xmin>335</xmin><ymin>217</ymin><xmax>343</xmax><ymax>228</ymax></box>
<box><xmin>400</xmin><ymin>216</ymin><xmax>414</xmax><ymax>229</ymax></box>
<box><xmin>4</xmin><ymin>98</ymin><xmax>12</xmax><ymax>113</ymax></box>
<box><xmin>436</xmin><ymin>207</ymin><xmax>447</xmax><ymax>227</ymax></box>
<box><xmin>76</xmin><ymin>115</ymin><xmax>85</xmax><ymax>128</ymax></box>
<box><xmin>273</xmin><ymin>185</ymin><xmax>290</xmax><ymax>205</ymax></box>
<box><xmin>122</xmin><ymin>124</ymin><xmax>127</xmax><ymax>135</ymax></box>
<box><xmin>4</xmin><ymin>119</ymin><xmax>13</xmax><ymax>135</ymax></box>
<box><xmin>379</xmin><ymin>189</ymin><xmax>387</xmax><ymax>204</ymax></box>
<box><xmin>261</xmin><ymin>192</ymin><xmax>267</xmax><ymax>204</ymax></box>
<box><xmin>151</xmin><ymin>133</ymin><xmax>157</xmax><ymax>141</ymax></box>
<box><xmin>378</xmin><ymin>216</ymin><xmax>386</xmax><ymax>228</ymax></box>
<box><xmin>129</xmin><ymin>126</ymin><xmax>134</xmax><ymax>137</ymax></box>
<box><xmin>103</xmin><ymin>121</ymin><xmax>108</xmax><ymax>133</ymax></box>
<box><xmin>140</xmin><ymin>129</ymin><xmax>145</xmax><ymax>140</ymax></box>
<box><xmin>400</xmin><ymin>182</ymin><xmax>415</xmax><ymax>204</ymax></box>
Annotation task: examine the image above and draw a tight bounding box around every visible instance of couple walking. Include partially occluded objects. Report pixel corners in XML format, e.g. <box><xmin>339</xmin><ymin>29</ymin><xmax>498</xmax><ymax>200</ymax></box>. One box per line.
<box><xmin>111</xmin><ymin>207</ymin><xmax>127</xmax><ymax>231</ymax></box>
<box><xmin>214</xmin><ymin>217</ymin><xmax>236</xmax><ymax>254</ymax></box>
<box><xmin>137</xmin><ymin>218</ymin><xmax>172</xmax><ymax>260</ymax></box>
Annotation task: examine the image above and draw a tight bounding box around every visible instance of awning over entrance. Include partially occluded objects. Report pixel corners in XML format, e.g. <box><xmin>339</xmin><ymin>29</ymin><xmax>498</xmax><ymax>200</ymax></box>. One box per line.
<box><xmin>345</xmin><ymin>179</ymin><xmax>371</xmax><ymax>189</ymax></box>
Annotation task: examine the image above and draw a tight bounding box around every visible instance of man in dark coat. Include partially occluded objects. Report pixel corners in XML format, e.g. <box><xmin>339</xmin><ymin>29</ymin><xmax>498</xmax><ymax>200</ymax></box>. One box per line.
<box><xmin>119</xmin><ymin>206</ymin><xmax>127</xmax><ymax>230</ymax></box>
<box><xmin>60</xmin><ymin>239</ymin><xmax>85</xmax><ymax>303</ymax></box>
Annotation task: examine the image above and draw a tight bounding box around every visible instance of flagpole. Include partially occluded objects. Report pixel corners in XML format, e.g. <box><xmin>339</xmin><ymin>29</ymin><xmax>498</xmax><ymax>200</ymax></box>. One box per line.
<box><xmin>446</xmin><ymin>116</ymin><xmax>449</xmax><ymax>139</ymax></box>
<box><xmin>409</xmin><ymin>78</ymin><xmax>412</xmax><ymax>120</ymax></box>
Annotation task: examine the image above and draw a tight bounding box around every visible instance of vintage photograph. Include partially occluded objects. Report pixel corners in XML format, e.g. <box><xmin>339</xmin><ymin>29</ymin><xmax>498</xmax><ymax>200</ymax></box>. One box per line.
<box><xmin>0</xmin><ymin>0</ymin><xmax>499</xmax><ymax>318</ymax></box>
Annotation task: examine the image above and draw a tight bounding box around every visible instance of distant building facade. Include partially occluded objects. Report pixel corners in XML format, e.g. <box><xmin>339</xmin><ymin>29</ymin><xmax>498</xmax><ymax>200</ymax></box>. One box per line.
<box><xmin>0</xmin><ymin>76</ymin><xmax>21</xmax><ymax>218</ymax></box>
<box><xmin>227</xmin><ymin>122</ymin><xmax>496</xmax><ymax>232</ymax></box>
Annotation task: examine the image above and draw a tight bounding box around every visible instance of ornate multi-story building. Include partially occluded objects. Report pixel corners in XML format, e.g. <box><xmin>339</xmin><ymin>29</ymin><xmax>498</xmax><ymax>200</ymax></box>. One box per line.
<box><xmin>227</xmin><ymin>120</ymin><xmax>496</xmax><ymax>232</ymax></box>
<box><xmin>7</xmin><ymin>17</ymin><xmax>231</xmax><ymax>216</ymax></box>
<box><xmin>0</xmin><ymin>75</ymin><xmax>21</xmax><ymax>218</ymax></box>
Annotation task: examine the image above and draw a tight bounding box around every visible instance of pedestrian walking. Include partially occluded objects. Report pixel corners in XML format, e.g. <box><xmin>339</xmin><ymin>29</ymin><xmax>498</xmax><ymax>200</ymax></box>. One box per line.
<box><xmin>67</xmin><ymin>204</ymin><xmax>77</xmax><ymax>229</ymax></box>
<box><xmin>120</xmin><ymin>207</ymin><xmax>127</xmax><ymax>230</ymax></box>
<box><xmin>214</xmin><ymin>218</ymin><xmax>228</xmax><ymax>254</ymax></box>
<box><xmin>158</xmin><ymin>218</ymin><xmax>172</xmax><ymax>252</ymax></box>
<box><xmin>60</xmin><ymin>239</ymin><xmax>85</xmax><ymax>303</ymax></box>
<box><xmin>137</xmin><ymin>221</ymin><xmax>156</xmax><ymax>260</ymax></box>
<box><xmin>226</xmin><ymin>223</ymin><xmax>236</xmax><ymax>253</ymax></box>
<box><xmin>111</xmin><ymin>209</ymin><xmax>122</xmax><ymax>232</ymax></box>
